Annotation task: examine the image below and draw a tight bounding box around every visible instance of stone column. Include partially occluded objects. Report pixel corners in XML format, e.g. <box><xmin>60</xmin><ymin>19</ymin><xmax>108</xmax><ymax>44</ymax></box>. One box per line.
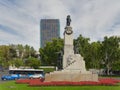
<box><xmin>63</xmin><ymin>26</ymin><xmax>74</xmax><ymax>69</ymax></box>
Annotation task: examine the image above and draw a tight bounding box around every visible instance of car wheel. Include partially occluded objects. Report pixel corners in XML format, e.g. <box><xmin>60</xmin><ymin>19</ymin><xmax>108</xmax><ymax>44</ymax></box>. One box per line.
<box><xmin>14</xmin><ymin>78</ymin><xmax>18</xmax><ymax>80</ymax></box>
<box><xmin>3</xmin><ymin>78</ymin><xmax>6</xmax><ymax>80</ymax></box>
<box><xmin>30</xmin><ymin>77</ymin><xmax>33</xmax><ymax>79</ymax></box>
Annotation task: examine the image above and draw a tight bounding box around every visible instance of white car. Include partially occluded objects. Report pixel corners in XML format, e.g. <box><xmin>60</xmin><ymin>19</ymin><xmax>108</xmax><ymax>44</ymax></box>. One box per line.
<box><xmin>29</xmin><ymin>74</ymin><xmax>44</xmax><ymax>79</ymax></box>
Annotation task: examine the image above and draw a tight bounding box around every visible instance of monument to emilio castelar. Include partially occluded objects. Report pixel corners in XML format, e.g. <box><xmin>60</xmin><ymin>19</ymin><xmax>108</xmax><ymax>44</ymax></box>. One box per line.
<box><xmin>45</xmin><ymin>15</ymin><xmax>98</xmax><ymax>82</ymax></box>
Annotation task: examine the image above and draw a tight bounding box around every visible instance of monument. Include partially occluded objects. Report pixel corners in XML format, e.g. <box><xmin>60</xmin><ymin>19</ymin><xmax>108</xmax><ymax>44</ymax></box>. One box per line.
<box><xmin>45</xmin><ymin>15</ymin><xmax>98</xmax><ymax>82</ymax></box>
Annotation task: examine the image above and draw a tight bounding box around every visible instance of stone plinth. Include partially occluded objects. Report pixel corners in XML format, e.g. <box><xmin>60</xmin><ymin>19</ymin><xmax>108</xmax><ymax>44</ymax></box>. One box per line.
<box><xmin>45</xmin><ymin>71</ymin><xmax>98</xmax><ymax>82</ymax></box>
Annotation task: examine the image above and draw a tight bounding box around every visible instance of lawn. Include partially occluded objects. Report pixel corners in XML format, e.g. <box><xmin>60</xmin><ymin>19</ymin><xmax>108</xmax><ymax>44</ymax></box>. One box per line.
<box><xmin>0</xmin><ymin>81</ymin><xmax>120</xmax><ymax>90</ymax></box>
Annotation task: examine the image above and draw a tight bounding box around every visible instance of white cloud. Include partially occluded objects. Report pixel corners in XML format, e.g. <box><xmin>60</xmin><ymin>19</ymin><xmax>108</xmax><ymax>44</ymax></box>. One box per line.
<box><xmin>0</xmin><ymin>0</ymin><xmax>120</xmax><ymax>50</ymax></box>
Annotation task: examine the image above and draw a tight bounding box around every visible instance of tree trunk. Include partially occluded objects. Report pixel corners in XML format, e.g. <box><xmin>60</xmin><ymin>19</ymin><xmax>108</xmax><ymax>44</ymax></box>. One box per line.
<box><xmin>107</xmin><ymin>64</ymin><xmax>110</xmax><ymax>75</ymax></box>
<box><xmin>107</xmin><ymin>68</ymin><xmax>110</xmax><ymax>75</ymax></box>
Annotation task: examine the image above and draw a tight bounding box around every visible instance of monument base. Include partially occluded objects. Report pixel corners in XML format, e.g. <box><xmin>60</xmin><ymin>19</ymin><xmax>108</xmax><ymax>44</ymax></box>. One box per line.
<box><xmin>45</xmin><ymin>70</ymin><xmax>98</xmax><ymax>82</ymax></box>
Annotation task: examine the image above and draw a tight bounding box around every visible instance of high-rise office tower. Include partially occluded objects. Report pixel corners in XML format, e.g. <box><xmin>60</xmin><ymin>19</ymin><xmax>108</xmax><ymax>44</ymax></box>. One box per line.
<box><xmin>40</xmin><ymin>19</ymin><xmax>60</xmax><ymax>48</ymax></box>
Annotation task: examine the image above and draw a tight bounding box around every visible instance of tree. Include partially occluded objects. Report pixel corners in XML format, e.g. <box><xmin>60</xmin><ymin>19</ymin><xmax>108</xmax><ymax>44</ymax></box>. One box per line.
<box><xmin>30</xmin><ymin>47</ymin><xmax>37</xmax><ymax>57</ymax></box>
<box><xmin>23</xmin><ymin>45</ymin><xmax>36</xmax><ymax>58</ymax></box>
<box><xmin>74</xmin><ymin>35</ymin><xmax>90</xmax><ymax>56</ymax></box>
<box><xmin>88</xmin><ymin>42</ymin><xmax>102</xmax><ymax>69</ymax></box>
<box><xmin>0</xmin><ymin>57</ymin><xmax>3</xmax><ymax>66</ymax></box>
<box><xmin>0</xmin><ymin>44</ymin><xmax>37</xmax><ymax>68</ymax></box>
<box><xmin>39</xmin><ymin>38</ymin><xmax>63</xmax><ymax>66</ymax></box>
<box><xmin>17</xmin><ymin>44</ymin><xmax>24</xmax><ymax>59</ymax></box>
<box><xmin>24</xmin><ymin>45</ymin><xmax>31</xmax><ymax>58</ymax></box>
<box><xmin>14</xmin><ymin>59</ymin><xmax>24</xmax><ymax>68</ymax></box>
<box><xmin>25</xmin><ymin>57</ymin><xmax>40</xmax><ymax>69</ymax></box>
<box><xmin>0</xmin><ymin>45</ymin><xmax>10</xmax><ymax>68</ymax></box>
<box><xmin>101</xmin><ymin>36</ymin><xmax>120</xmax><ymax>75</ymax></box>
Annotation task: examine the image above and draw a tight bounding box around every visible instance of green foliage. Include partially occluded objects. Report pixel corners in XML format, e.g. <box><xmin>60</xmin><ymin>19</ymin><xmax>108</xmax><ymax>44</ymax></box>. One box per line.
<box><xmin>39</xmin><ymin>38</ymin><xmax>63</xmax><ymax>66</ymax></box>
<box><xmin>20</xmin><ymin>45</ymin><xmax>36</xmax><ymax>58</ymax></box>
<box><xmin>112</xmin><ymin>48</ymin><xmax>120</xmax><ymax>70</ymax></box>
<box><xmin>74</xmin><ymin>34</ymin><xmax>90</xmax><ymax>56</ymax></box>
<box><xmin>112</xmin><ymin>61</ymin><xmax>120</xmax><ymax>70</ymax></box>
<box><xmin>101</xmin><ymin>36</ymin><xmax>120</xmax><ymax>75</ymax></box>
<box><xmin>17</xmin><ymin>44</ymin><xmax>24</xmax><ymax>59</ymax></box>
<box><xmin>0</xmin><ymin>45</ymin><xmax>10</xmax><ymax>68</ymax></box>
<box><xmin>88</xmin><ymin>42</ymin><xmax>102</xmax><ymax>69</ymax></box>
<box><xmin>25</xmin><ymin>57</ymin><xmax>40</xmax><ymax>69</ymax></box>
<box><xmin>0</xmin><ymin>44</ymin><xmax>37</xmax><ymax>68</ymax></box>
<box><xmin>74</xmin><ymin>35</ymin><xmax>120</xmax><ymax>71</ymax></box>
<box><xmin>14</xmin><ymin>59</ymin><xmax>24</xmax><ymax>68</ymax></box>
<box><xmin>9</xmin><ymin>45</ymin><xmax>17</xmax><ymax>58</ymax></box>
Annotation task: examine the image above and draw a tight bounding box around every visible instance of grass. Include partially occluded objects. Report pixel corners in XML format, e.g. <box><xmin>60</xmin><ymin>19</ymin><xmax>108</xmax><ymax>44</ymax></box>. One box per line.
<box><xmin>0</xmin><ymin>81</ymin><xmax>120</xmax><ymax>90</ymax></box>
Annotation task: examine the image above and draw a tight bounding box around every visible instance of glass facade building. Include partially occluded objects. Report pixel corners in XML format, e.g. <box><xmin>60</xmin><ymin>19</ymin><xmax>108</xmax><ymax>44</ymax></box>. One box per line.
<box><xmin>40</xmin><ymin>19</ymin><xmax>60</xmax><ymax>48</ymax></box>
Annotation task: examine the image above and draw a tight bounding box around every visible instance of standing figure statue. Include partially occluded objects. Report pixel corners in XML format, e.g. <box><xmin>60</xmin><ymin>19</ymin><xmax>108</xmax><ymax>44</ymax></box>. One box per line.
<box><xmin>66</xmin><ymin>15</ymin><xmax>71</xmax><ymax>26</ymax></box>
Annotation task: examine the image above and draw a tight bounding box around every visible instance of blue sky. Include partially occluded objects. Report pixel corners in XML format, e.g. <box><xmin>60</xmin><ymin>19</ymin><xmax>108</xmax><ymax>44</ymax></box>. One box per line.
<box><xmin>0</xmin><ymin>0</ymin><xmax>120</xmax><ymax>50</ymax></box>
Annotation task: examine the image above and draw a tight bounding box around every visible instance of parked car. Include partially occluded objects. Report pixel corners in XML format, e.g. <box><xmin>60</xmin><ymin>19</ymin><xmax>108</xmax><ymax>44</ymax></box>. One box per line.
<box><xmin>1</xmin><ymin>74</ymin><xmax>19</xmax><ymax>80</ymax></box>
<box><xmin>29</xmin><ymin>74</ymin><xmax>44</xmax><ymax>79</ymax></box>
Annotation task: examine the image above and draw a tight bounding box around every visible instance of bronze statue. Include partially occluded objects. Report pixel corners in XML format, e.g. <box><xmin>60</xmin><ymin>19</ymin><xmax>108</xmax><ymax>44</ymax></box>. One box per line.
<box><xmin>66</xmin><ymin>15</ymin><xmax>71</xmax><ymax>26</ymax></box>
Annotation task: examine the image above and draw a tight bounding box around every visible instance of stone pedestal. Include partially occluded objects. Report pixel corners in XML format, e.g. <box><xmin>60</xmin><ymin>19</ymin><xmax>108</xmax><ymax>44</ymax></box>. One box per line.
<box><xmin>45</xmin><ymin>71</ymin><xmax>98</xmax><ymax>82</ymax></box>
<box><xmin>45</xmin><ymin>26</ymin><xmax>98</xmax><ymax>82</ymax></box>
